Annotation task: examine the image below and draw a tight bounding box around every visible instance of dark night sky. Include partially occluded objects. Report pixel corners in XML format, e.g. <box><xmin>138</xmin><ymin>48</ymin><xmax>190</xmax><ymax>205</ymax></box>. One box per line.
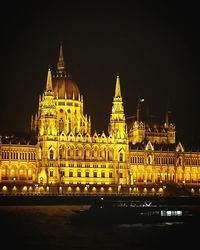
<box><xmin>0</xmin><ymin>1</ymin><xmax>200</xmax><ymax>146</ymax></box>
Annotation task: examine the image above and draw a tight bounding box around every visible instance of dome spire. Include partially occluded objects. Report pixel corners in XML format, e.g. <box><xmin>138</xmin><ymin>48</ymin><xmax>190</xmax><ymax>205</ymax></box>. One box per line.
<box><xmin>46</xmin><ymin>67</ymin><xmax>53</xmax><ymax>92</ymax></box>
<box><xmin>57</xmin><ymin>41</ymin><xmax>65</xmax><ymax>72</ymax></box>
<box><xmin>114</xmin><ymin>73</ymin><xmax>121</xmax><ymax>98</ymax></box>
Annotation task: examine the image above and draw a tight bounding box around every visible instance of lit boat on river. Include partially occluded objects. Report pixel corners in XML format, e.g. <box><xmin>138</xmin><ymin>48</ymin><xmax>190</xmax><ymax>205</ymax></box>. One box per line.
<box><xmin>71</xmin><ymin>199</ymin><xmax>200</xmax><ymax>225</ymax></box>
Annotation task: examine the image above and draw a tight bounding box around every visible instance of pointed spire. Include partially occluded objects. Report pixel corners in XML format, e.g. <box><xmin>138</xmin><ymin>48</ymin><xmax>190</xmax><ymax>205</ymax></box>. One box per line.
<box><xmin>165</xmin><ymin>111</ymin><xmax>169</xmax><ymax>127</ymax></box>
<box><xmin>57</xmin><ymin>41</ymin><xmax>65</xmax><ymax>72</ymax></box>
<box><xmin>114</xmin><ymin>73</ymin><xmax>121</xmax><ymax>98</ymax></box>
<box><xmin>46</xmin><ymin>67</ymin><xmax>53</xmax><ymax>92</ymax></box>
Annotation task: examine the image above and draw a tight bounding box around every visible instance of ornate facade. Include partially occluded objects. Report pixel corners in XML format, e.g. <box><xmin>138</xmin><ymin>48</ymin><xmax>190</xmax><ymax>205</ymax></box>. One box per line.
<box><xmin>1</xmin><ymin>45</ymin><xmax>200</xmax><ymax>195</ymax></box>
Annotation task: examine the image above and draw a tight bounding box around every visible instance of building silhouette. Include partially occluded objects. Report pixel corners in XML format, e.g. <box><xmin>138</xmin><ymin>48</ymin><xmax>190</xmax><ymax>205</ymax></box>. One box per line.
<box><xmin>0</xmin><ymin>44</ymin><xmax>199</xmax><ymax>195</ymax></box>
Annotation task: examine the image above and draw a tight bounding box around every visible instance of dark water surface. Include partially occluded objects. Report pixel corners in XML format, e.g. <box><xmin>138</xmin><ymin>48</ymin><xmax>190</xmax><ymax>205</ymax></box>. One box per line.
<box><xmin>0</xmin><ymin>205</ymin><xmax>198</xmax><ymax>250</ymax></box>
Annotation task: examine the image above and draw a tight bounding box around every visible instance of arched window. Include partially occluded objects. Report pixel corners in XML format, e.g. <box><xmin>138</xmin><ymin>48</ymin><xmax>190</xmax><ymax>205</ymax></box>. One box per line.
<box><xmin>59</xmin><ymin>146</ymin><xmax>65</xmax><ymax>160</ymax></box>
<box><xmin>67</xmin><ymin>148</ymin><xmax>70</xmax><ymax>156</ymax></box>
<box><xmin>119</xmin><ymin>153</ymin><xmax>123</xmax><ymax>162</ymax></box>
<box><xmin>108</xmin><ymin>149</ymin><xmax>113</xmax><ymax>161</ymax></box>
<box><xmin>50</xmin><ymin>150</ymin><xmax>54</xmax><ymax>160</ymax></box>
<box><xmin>59</xmin><ymin>118</ymin><xmax>64</xmax><ymax>133</ymax></box>
<box><xmin>148</xmin><ymin>155</ymin><xmax>152</xmax><ymax>165</ymax></box>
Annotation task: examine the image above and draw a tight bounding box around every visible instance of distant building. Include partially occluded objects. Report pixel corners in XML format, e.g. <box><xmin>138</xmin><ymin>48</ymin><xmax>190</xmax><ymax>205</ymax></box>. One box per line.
<box><xmin>0</xmin><ymin>44</ymin><xmax>200</xmax><ymax>195</ymax></box>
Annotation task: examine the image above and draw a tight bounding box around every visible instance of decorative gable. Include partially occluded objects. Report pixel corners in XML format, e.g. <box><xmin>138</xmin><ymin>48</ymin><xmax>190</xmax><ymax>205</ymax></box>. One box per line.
<box><xmin>145</xmin><ymin>141</ymin><xmax>154</xmax><ymax>151</ymax></box>
<box><xmin>176</xmin><ymin>142</ymin><xmax>184</xmax><ymax>152</ymax></box>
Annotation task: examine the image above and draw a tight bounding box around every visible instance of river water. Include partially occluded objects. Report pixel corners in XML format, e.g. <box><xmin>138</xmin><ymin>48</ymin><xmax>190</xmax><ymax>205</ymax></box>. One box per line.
<box><xmin>0</xmin><ymin>205</ymin><xmax>198</xmax><ymax>250</ymax></box>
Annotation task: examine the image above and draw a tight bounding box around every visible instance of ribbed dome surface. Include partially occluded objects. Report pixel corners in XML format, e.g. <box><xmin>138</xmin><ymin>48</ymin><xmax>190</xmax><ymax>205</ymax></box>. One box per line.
<box><xmin>53</xmin><ymin>77</ymin><xmax>80</xmax><ymax>100</ymax></box>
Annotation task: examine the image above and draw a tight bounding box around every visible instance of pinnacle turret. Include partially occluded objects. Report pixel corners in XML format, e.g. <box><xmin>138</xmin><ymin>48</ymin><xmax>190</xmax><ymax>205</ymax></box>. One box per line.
<box><xmin>46</xmin><ymin>68</ymin><xmax>53</xmax><ymax>92</ymax></box>
<box><xmin>114</xmin><ymin>73</ymin><xmax>122</xmax><ymax>99</ymax></box>
<box><xmin>57</xmin><ymin>42</ymin><xmax>65</xmax><ymax>72</ymax></box>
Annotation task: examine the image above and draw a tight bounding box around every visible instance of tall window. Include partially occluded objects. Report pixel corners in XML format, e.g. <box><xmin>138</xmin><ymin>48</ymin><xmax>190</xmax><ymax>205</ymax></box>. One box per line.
<box><xmin>59</xmin><ymin>118</ymin><xmax>64</xmax><ymax>133</ymax></box>
<box><xmin>60</xmin><ymin>171</ymin><xmax>65</xmax><ymax>177</ymax></box>
<box><xmin>119</xmin><ymin>153</ymin><xmax>123</xmax><ymax>162</ymax></box>
<box><xmin>59</xmin><ymin>146</ymin><xmax>65</xmax><ymax>159</ymax></box>
<box><xmin>101</xmin><ymin>172</ymin><xmax>105</xmax><ymax>178</ymax></box>
<box><xmin>50</xmin><ymin>150</ymin><xmax>54</xmax><ymax>160</ymax></box>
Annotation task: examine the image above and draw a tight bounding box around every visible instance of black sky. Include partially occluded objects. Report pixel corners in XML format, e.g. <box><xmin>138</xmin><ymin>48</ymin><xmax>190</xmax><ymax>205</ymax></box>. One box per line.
<box><xmin>0</xmin><ymin>1</ymin><xmax>200</xmax><ymax>146</ymax></box>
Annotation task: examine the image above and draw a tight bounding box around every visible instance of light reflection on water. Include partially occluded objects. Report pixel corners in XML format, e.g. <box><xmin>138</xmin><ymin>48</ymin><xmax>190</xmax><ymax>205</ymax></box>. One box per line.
<box><xmin>0</xmin><ymin>205</ymin><xmax>198</xmax><ymax>250</ymax></box>
<box><xmin>117</xmin><ymin>221</ymin><xmax>184</xmax><ymax>228</ymax></box>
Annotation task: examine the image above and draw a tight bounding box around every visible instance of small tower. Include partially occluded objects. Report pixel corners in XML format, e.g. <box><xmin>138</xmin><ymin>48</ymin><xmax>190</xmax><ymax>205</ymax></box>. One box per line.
<box><xmin>109</xmin><ymin>73</ymin><xmax>127</xmax><ymax>140</ymax></box>
<box><xmin>109</xmin><ymin>74</ymin><xmax>129</xmax><ymax>186</ymax></box>
<box><xmin>57</xmin><ymin>42</ymin><xmax>65</xmax><ymax>73</ymax></box>
<box><xmin>39</xmin><ymin>67</ymin><xmax>57</xmax><ymax>136</ymax></box>
<box><xmin>45</xmin><ymin>67</ymin><xmax>53</xmax><ymax>94</ymax></box>
<box><xmin>37</xmin><ymin>67</ymin><xmax>58</xmax><ymax>185</ymax></box>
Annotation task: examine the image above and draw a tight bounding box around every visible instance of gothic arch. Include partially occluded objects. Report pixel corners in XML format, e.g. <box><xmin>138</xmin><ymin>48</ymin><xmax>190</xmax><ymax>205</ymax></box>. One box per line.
<box><xmin>59</xmin><ymin>145</ymin><xmax>66</xmax><ymax>159</ymax></box>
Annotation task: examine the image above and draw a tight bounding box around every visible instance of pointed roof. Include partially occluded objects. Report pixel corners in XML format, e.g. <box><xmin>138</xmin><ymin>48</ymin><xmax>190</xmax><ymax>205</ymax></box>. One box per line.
<box><xmin>145</xmin><ymin>141</ymin><xmax>154</xmax><ymax>151</ymax></box>
<box><xmin>114</xmin><ymin>73</ymin><xmax>121</xmax><ymax>98</ymax></box>
<box><xmin>46</xmin><ymin>68</ymin><xmax>53</xmax><ymax>92</ymax></box>
<box><xmin>57</xmin><ymin>42</ymin><xmax>65</xmax><ymax>72</ymax></box>
<box><xmin>176</xmin><ymin>142</ymin><xmax>184</xmax><ymax>152</ymax></box>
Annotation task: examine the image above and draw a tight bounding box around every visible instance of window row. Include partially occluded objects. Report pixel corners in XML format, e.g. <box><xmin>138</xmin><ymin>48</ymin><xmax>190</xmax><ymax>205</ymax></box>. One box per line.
<box><xmin>185</xmin><ymin>158</ymin><xmax>200</xmax><ymax>165</ymax></box>
<box><xmin>47</xmin><ymin>148</ymin><xmax>124</xmax><ymax>161</ymax></box>
<box><xmin>58</xmin><ymin>163</ymin><xmax>113</xmax><ymax>168</ymax></box>
<box><xmin>49</xmin><ymin>170</ymin><xmax>123</xmax><ymax>178</ymax></box>
<box><xmin>154</xmin><ymin>157</ymin><xmax>175</xmax><ymax>165</ymax></box>
<box><xmin>1</xmin><ymin>151</ymin><xmax>36</xmax><ymax>160</ymax></box>
<box><xmin>130</xmin><ymin>156</ymin><xmax>144</xmax><ymax>164</ymax></box>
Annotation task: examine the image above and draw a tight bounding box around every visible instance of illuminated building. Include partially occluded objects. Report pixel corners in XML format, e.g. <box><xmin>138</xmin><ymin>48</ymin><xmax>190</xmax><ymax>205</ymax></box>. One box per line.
<box><xmin>0</xmin><ymin>44</ymin><xmax>200</xmax><ymax>195</ymax></box>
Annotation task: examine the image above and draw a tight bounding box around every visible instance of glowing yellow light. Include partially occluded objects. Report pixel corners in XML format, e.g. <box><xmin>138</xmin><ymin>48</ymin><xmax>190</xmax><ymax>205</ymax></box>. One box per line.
<box><xmin>67</xmin><ymin>186</ymin><xmax>72</xmax><ymax>192</ymax></box>
<box><xmin>133</xmin><ymin>187</ymin><xmax>137</xmax><ymax>192</ymax></box>
<box><xmin>2</xmin><ymin>186</ymin><xmax>7</xmax><ymax>191</ymax></box>
<box><xmin>143</xmin><ymin>187</ymin><xmax>147</xmax><ymax>193</ymax></box>
<box><xmin>22</xmin><ymin>186</ymin><xmax>27</xmax><ymax>191</ymax></box>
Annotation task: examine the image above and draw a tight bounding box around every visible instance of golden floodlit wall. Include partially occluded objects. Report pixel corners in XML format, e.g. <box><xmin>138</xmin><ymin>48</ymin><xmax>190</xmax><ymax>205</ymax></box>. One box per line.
<box><xmin>1</xmin><ymin>44</ymin><xmax>200</xmax><ymax>195</ymax></box>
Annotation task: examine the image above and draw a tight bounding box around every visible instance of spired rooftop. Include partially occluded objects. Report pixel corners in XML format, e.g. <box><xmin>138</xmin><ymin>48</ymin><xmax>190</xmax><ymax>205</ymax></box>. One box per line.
<box><xmin>0</xmin><ymin>43</ymin><xmax>200</xmax><ymax>197</ymax></box>
<box><xmin>52</xmin><ymin>42</ymin><xmax>80</xmax><ymax>100</ymax></box>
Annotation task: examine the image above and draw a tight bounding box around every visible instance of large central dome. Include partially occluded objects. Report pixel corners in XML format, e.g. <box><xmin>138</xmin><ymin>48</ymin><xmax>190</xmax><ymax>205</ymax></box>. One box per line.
<box><xmin>53</xmin><ymin>76</ymin><xmax>80</xmax><ymax>100</ymax></box>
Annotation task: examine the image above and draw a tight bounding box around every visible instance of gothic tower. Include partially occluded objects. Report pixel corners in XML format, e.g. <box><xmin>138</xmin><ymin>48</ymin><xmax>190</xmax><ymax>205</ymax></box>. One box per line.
<box><xmin>109</xmin><ymin>74</ymin><xmax>127</xmax><ymax>141</ymax></box>
<box><xmin>109</xmin><ymin>74</ymin><xmax>129</xmax><ymax>186</ymax></box>
<box><xmin>34</xmin><ymin>44</ymin><xmax>91</xmax><ymax>184</ymax></box>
